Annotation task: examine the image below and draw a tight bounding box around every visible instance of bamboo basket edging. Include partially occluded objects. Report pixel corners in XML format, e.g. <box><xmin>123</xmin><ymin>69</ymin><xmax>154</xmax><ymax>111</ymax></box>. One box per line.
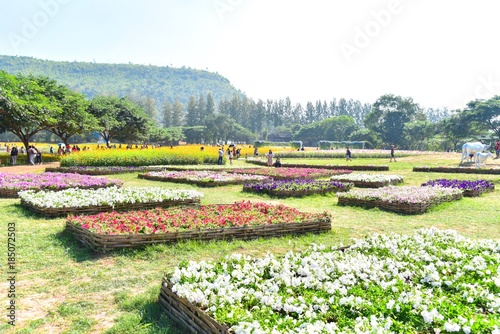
<box><xmin>65</xmin><ymin>217</ymin><xmax>331</xmax><ymax>253</ymax></box>
<box><xmin>337</xmin><ymin>193</ymin><xmax>462</xmax><ymax>214</ymax></box>
<box><xmin>158</xmin><ymin>243</ymin><xmax>350</xmax><ymax>334</ymax></box>
<box><xmin>21</xmin><ymin>198</ymin><xmax>200</xmax><ymax>218</ymax></box>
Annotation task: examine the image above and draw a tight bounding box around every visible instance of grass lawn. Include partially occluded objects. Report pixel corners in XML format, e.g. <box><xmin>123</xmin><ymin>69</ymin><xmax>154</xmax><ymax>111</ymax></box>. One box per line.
<box><xmin>1</xmin><ymin>153</ymin><xmax>499</xmax><ymax>333</ymax></box>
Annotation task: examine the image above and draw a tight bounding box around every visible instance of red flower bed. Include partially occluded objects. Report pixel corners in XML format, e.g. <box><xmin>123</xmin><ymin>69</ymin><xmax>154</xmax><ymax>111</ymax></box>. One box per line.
<box><xmin>69</xmin><ymin>201</ymin><xmax>328</xmax><ymax>235</ymax></box>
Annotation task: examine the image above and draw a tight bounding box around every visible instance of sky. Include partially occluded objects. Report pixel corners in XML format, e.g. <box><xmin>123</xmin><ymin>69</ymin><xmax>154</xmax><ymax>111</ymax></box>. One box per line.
<box><xmin>1</xmin><ymin>0</ymin><xmax>500</xmax><ymax>110</ymax></box>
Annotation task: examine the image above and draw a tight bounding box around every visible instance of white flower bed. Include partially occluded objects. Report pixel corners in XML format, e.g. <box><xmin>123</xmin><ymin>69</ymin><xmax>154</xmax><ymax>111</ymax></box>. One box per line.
<box><xmin>19</xmin><ymin>186</ymin><xmax>203</xmax><ymax>209</ymax></box>
<box><xmin>168</xmin><ymin>228</ymin><xmax>500</xmax><ymax>333</ymax></box>
<box><xmin>337</xmin><ymin>186</ymin><xmax>461</xmax><ymax>204</ymax></box>
<box><xmin>330</xmin><ymin>173</ymin><xmax>403</xmax><ymax>183</ymax></box>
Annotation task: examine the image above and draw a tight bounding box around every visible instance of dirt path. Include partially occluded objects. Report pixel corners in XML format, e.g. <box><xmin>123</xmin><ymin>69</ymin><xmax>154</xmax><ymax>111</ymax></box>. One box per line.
<box><xmin>0</xmin><ymin>161</ymin><xmax>60</xmax><ymax>174</ymax></box>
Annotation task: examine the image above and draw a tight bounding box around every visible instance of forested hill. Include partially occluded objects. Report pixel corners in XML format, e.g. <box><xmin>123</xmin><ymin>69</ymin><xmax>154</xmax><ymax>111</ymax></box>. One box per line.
<box><xmin>0</xmin><ymin>55</ymin><xmax>242</xmax><ymax>107</ymax></box>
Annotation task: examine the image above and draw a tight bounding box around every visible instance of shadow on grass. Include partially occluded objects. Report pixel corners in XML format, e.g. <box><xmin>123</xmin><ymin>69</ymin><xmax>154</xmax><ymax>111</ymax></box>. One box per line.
<box><xmin>106</xmin><ymin>288</ymin><xmax>186</xmax><ymax>334</ymax></box>
<box><xmin>53</xmin><ymin>229</ymin><xmax>102</xmax><ymax>262</ymax></box>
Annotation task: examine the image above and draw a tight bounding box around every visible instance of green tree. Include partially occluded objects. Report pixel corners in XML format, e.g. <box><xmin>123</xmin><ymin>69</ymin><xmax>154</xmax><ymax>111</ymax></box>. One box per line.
<box><xmin>186</xmin><ymin>96</ymin><xmax>199</xmax><ymax>126</ymax></box>
<box><xmin>162</xmin><ymin>99</ymin><xmax>174</xmax><ymax>127</ymax></box>
<box><xmin>206</xmin><ymin>93</ymin><xmax>215</xmax><ymax>117</ymax></box>
<box><xmin>0</xmin><ymin>71</ymin><xmax>60</xmax><ymax>152</ymax></box>
<box><xmin>322</xmin><ymin>116</ymin><xmax>359</xmax><ymax>142</ymax></box>
<box><xmin>465</xmin><ymin>96</ymin><xmax>500</xmax><ymax>138</ymax></box>
<box><xmin>438</xmin><ymin>113</ymin><xmax>480</xmax><ymax>151</ymax></box>
<box><xmin>403</xmin><ymin>120</ymin><xmax>436</xmax><ymax>150</ymax></box>
<box><xmin>364</xmin><ymin>94</ymin><xmax>424</xmax><ymax>147</ymax></box>
<box><xmin>87</xmin><ymin>96</ymin><xmax>151</xmax><ymax>146</ymax></box>
<box><xmin>348</xmin><ymin>128</ymin><xmax>381</xmax><ymax>149</ymax></box>
<box><xmin>46</xmin><ymin>84</ymin><xmax>97</xmax><ymax>147</ymax></box>
<box><xmin>172</xmin><ymin>99</ymin><xmax>184</xmax><ymax>126</ymax></box>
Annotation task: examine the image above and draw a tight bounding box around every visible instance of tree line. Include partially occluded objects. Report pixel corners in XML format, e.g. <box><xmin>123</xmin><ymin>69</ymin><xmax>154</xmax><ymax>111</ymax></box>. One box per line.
<box><xmin>1</xmin><ymin>70</ymin><xmax>498</xmax><ymax>151</ymax></box>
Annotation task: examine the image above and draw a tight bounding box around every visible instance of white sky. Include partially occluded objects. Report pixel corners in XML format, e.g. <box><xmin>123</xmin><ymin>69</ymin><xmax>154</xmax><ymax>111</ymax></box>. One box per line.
<box><xmin>1</xmin><ymin>0</ymin><xmax>500</xmax><ymax>109</ymax></box>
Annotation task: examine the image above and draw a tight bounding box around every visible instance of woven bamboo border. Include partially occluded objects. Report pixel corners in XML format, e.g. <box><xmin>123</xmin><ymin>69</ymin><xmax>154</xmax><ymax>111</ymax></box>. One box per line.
<box><xmin>138</xmin><ymin>174</ymin><xmax>272</xmax><ymax>187</ymax></box>
<box><xmin>242</xmin><ymin>185</ymin><xmax>352</xmax><ymax>197</ymax></box>
<box><xmin>413</xmin><ymin>166</ymin><xmax>500</xmax><ymax>174</ymax></box>
<box><xmin>337</xmin><ymin>193</ymin><xmax>462</xmax><ymax>214</ymax></box>
<box><xmin>0</xmin><ymin>183</ymin><xmax>120</xmax><ymax>199</ymax></box>
<box><xmin>159</xmin><ymin>278</ymin><xmax>230</xmax><ymax>334</ymax></box>
<box><xmin>462</xmin><ymin>186</ymin><xmax>495</xmax><ymax>197</ymax></box>
<box><xmin>21</xmin><ymin>198</ymin><xmax>200</xmax><ymax>218</ymax></box>
<box><xmin>158</xmin><ymin>242</ymin><xmax>349</xmax><ymax>334</ymax></box>
<box><xmin>66</xmin><ymin>217</ymin><xmax>331</xmax><ymax>253</ymax></box>
<box><xmin>45</xmin><ymin>167</ymin><xmax>168</xmax><ymax>175</ymax></box>
<box><xmin>245</xmin><ymin>160</ymin><xmax>389</xmax><ymax>171</ymax></box>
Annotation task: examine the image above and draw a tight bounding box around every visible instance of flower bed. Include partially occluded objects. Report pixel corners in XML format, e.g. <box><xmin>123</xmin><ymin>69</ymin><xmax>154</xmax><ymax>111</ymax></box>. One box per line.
<box><xmin>421</xmin><ymin>179</ymin><xmax>495</xmax><ymax>197</ymax></box>
<box><xmin>19</xmin><ymin>186</ymin><xmax>203</xmax><ymax>217</ymax></box>
<box><xmin>229</xmin><ymin>167</ymin><xmax>351</xmax><ymax>180</ymax></box>
<box><xmin>138</xmin><ymin>170</ymin><xmax>271</xmax><ymax>187</ymax></box>
<box><xmin>245</xmin><ymin>159</ymin><xmax>389</xmax><ymax>171</ymax></box>
<box><xmin>337</xmin><ymin>186</ymin><xmax>462</xmax><ymax>214</ymax></box>
<box><xmin>413</xmin><ymin>166</ymin><xmax>500</xmax><ymax>174</ymax></box>
<box><xmin>243</xmin><ymin>179</ymin><xmax>353</xmax><ymax>197</ymax></box>
<box><xmin>65</xmin><ymin>201</ymin><xmax>331</xmax><ymax>252</ymax></box>
<box><xmin>0</xmin><ymin>172</ymin><xmax>123</xmax><ymax>198</ymax></box>
<box><xmin>330</xmin><ymin>173</ymin><xmax>404</xmax><ymax>188</ymax></box>
<box><xmin>45</xmin><ymin>166</ymin><xmax>171</xmax><ymax>175</ymax></box>
<box><xmin>161</xmin><ymin>228</ymin><xmax>500</xmax><ymax>333</ymax></box>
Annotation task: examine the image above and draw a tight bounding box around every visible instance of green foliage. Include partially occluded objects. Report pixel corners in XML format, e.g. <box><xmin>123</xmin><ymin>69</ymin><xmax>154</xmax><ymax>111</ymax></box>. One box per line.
<box><xmin>364</xmin><ymin>94</ymin><xmax>425</xmax><ymax>147</ymax></box>
<box><xmin>0</xmin><ymin>55</ymin><xmax>241</xmax><ymax>108</ymax></box>
<box><xmin>466</xmin><ymin>95</ymin><xmax>500</xmax><ymax>138</ymax></box>
<box><xmin>87</xmin><ymin>96</ymin><xmax>152</xmax><ymax>146</ymax></box>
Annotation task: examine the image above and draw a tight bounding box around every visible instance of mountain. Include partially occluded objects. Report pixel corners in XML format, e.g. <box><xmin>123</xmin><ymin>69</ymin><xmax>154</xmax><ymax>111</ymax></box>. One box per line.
<box><xmin>0</xmin><ymin>55</ymin><xmax>242</xmax><ymax>107</ymax></box>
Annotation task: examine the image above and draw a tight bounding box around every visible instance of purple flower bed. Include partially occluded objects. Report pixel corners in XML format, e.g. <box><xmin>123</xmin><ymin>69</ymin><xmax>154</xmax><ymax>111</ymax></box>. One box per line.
<box><xmin>243</xmin><ymin>179</ymin><xmax>353</xmax><ymax>197</ymax></box>
<box><xmin>0</xmin><ymin>172</ymin><xmax>123</xmax><ymax>197</ymax></box>
<box><xmin>421</xmin><ymin>179</ymin><xmax>495</xmax><ymax>197</ymax></box>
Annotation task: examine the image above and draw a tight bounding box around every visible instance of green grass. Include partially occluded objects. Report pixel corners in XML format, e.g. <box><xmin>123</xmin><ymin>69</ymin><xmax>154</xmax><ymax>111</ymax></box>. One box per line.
<box><xmin>1</xmin><ymin>154</ymin><xmax>499</xmax><ymax>333</ymax></box>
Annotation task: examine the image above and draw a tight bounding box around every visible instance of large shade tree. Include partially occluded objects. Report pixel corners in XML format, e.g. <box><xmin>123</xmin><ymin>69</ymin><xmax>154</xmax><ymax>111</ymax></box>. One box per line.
<box><xmin>364</xmin><ymin>94</ymin><xmax>425</xmax><ymax>147</ymax></box>
<box><xmin>0</xmin><ymin>71</ymin><xmax>60</xmax><ymax>151</ymax></box>
<box><xmin>45</xmin><ymin>83</ymin><xmax>98</xmax><ymax>147</ymax></box>
<box><xmin>465</xmin><ymin>96</ymin><xmax>500</xmax><ymax>138</ymax></box>
<box><xmin>87</xmin><ymin>96</ymin><xmax>151</xmax><ymax>147</ymax></box>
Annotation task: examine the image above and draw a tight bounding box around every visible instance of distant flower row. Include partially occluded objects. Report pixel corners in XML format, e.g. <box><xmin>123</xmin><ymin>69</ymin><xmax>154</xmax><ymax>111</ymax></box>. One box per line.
<box><xmin>143</xmin><ymin>170</ymin><xmax>271</xmax><ymax>183</ymax></box>
<box><xmin>330</xmin><ymin>173</ymin><xmax>403</xmax><ymax>183</ymax></box>
<box><xmin>230</xmin><ymin>167</ymin><xmax>350</xmax><ymax>179</ymax></box>
<box><xmin>168</xmin><ymin>228</ymin><xmax>500</xmax><ymax>333</ymax></box>
<box><xmin>0</xmin><ymin>172</ymin><xmax>122</xmax><ymax>191</ymax></box>
<box><xmin>19</xmin><ymin>186</ymin><xmax>203</xmax><ymax>209</ymax></box>
<box><xmin>68</xmin><ymin>201</ymin><xmax>327</xmax><ymax>235</ymax></box>
<box><xmin>243</xmin><ymin>179</ymin><xmax>352</xmax><ymax>196</ymax></box>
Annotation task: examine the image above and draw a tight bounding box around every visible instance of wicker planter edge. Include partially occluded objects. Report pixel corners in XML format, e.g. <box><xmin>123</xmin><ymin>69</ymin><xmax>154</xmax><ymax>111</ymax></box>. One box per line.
<box><xmin>66</xmin><ymin>217</ymin><xmax>331</xmax><ymax>253</ymax></box>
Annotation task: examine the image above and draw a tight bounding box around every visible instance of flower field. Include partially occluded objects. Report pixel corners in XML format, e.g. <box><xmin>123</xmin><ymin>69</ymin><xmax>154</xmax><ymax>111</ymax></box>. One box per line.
<box><xmin>274</xmin><ymin>149</ymin><xmax>441</xmax><ymax>159</ymax></box>
<box><xmin>60</xmin><ymin>147</ymin><xmax>220</xmax><ymax>166</ymax></box>
<box><xmin>230</xmin><ymin>167</ymin><xmax>351</xmax><ymax>180</ymax></box>
<box><xmin>0</xmin><ymin>172</ymin><xmax>122</xmax><ymax>197</ymax></box>
<box><xmin>421</xmin><ymin>179</ymin><xmax>495</xmax><ymax>197</ymax></box>
<box><xmin>165</xmin><ymin>228</ymin><xmax>500</xmax><ymax>333</ymax></box>
<box><xmin>330</xmin><ymin>173</ymin><xmax>403</xmax><ymax>188</ymax></box>
<box><xmin>243</xmin><ymin>179</ymin><xmax>353</xmax><ymax>197</ymax></box>
<box><xmin>139</xmin><ymin>170</ymin><xmax>271</xmax><ymax>186</ymax></box>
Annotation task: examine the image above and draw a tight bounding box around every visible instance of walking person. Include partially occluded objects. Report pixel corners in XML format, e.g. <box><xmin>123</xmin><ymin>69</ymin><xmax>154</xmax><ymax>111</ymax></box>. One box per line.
<box><xmin>28</xmin><ymin>146</ymin><xmax>36</xmax><ymax>165</ymax></box>
<box><xmin>227</xmin><ymin>148</ymin><xmax>233</xmax><ymax>165</ymax></box>
<box><xmin>389</xmin><ymin>145</ymin><xmax>398</xmax><ymax>162</ymax></box>
<box><xmin>266</xmin><ymin>149</ymin><xmax>274</xmax><ymax>166</ymax></box>
<box><xmin>495</xmin><ymin>140</ymin><xmax>500</xmax><ymax>158</ymax></box>
<box><xmin>345</xmin><ymin>146</ymin><xmax>352</xmax><ymax>161</ymax></box>
<box><xmin>217</xmin><ymin>147</ymin><xmax>224</xmax><ymax>165</ymax></box>
<box><xmin>10</xmin><ymin>146</ymin><xmax>18</xmax><ymax>165</ymax></box>
<box><xmin>34</xmin><ymin>146</ymin><xmax>43</xmax><ymax>165</ymax></box>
